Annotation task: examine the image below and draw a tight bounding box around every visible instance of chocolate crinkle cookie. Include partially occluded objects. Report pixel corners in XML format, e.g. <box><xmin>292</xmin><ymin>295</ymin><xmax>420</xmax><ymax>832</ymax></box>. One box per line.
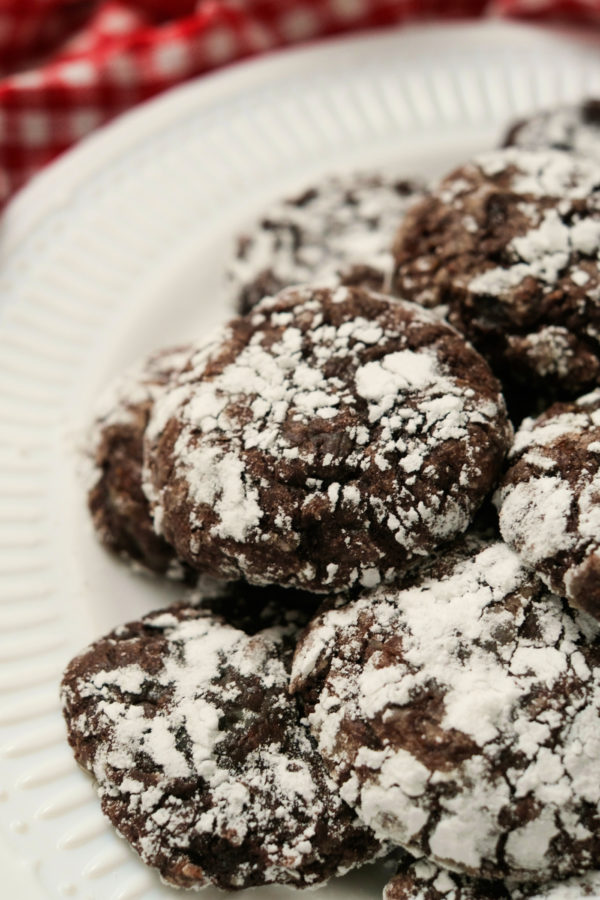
<box><xmin>384</xmin><ymin>857</ymin><xmax>600</xmax><ymax>900</ymax></box>
<box><xmin>87</xmin><ymin>345</ymin><xmax>191</xmax><ymax>578</ymax></box>
<box><xmin>495</xmin><ymin>387</ymin><xmax>600</xmax><ymax>622</ymax></box>
<box><xmin>61</xmin><ymin>603</ymin><xmax>384</xmax><ymax>891</ymax></box>
<box><xmin>228</xmin><ymin>172</ymin><xmax>426</xmax><ymax>313</ymax></box>
<box><xmin>504</xmin><ymin>100</ymin><xmax>600</xmax><ymax>161</ymax></box>
<box><xmin>143</xmin><ymin>285</ymin><xmax>511</xmax><ymax>594</ymax></box>
<box><xmin>391</xmin><ymin>148</ymin><xmax>600</xmax><ymax>406</ymax></box>
<box><xmin>290</xmin><ymin>535</ymin><xmax>600</xmax><ymax>882</ymax></box>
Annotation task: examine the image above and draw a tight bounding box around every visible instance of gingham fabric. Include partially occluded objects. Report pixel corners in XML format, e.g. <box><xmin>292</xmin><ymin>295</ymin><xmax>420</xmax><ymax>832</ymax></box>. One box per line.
<box><xmin>0</xmin><ymin>0</ymin><xmax>597</xmax><ymax>207</ymax></box>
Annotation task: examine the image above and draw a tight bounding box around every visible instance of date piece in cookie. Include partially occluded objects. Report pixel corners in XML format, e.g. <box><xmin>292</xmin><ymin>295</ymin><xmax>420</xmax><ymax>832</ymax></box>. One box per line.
<box><xmin>504</xmin><ymin>100</ymin><xmax>600</xmax><ymax>161</ymax></box>
<box><xmin>144</xmin><ymin>285</ymin><xmax>511</xmax><ymax>593</ymax></box>
<box><xmin>228</xmin><ymin>172</ymin><xmax>426</xmax><ymax>313</ymax></box>
<box><xmin>392</xmin><ymin>149</ymin><xmax>600</xmax><ymax>404</ymax></box>
<box><xmin>496</xmin><ymin>388</ymin><xmax>600</xmax><ymax>621</ymax></box>
<box><xmin>291</xmin><ymin>537</ymin><xmax>600</xmax><ymax>882</ymax></box>
<box><xmin>61</xmin><ymin>604</ymin><xmax>383</xmax><ymax>891</ymax></box>
<box><xmin>87</xmin><ymin>345</ymin><xmax>191</xmax><ymax>577</ymax></box>
<box><xmin>384</xmin><ymin>857</ymin><xmax>600</xmax><ymax>900</ymax></box>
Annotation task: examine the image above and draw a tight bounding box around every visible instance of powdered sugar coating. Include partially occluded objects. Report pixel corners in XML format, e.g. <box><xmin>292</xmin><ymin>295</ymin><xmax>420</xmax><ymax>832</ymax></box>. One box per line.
<box><xmin>496</xmin><ymin>388</ymin><xmax>600</xmax><ymax>621</ymax></box>
<box><xmin>87</xmin><ymin>345</ymin><xmax>192</xmax><ymax>576</ymax></box>
<box><xmin>392</xmin><ymin>148</ymin><xmax>600</xmax><ymax>406</ymax></box>
<box><xmin>228</xmin><ymin>172</ymin><xmax>426</xmax><ymax>313</ymax></box>
<box><xmin>144</xmin><ymin>286</ymin><xmax>511</xmax><ymax>593</ymax></box>
<box><xmin>384</xmin><ymin>856</ymin><xmax>600</xmax><ymax>900</ymax></box>
<box><xmin>505</xmin><ymin>100</ymin><xmax>600</xmax><ymax>163</ymax></box>
<box><xmin>61</xmin><ymin>604</ymin><xmax>382</xmax><ymax>891</ymax></box>
<box><xmin>384</xmin><ymin>858</ymin><xmax>507</xmax><ymax>900</ymax></box>
<box><xmin>291</xmin><ymin>537</ymin><xmax>600</xmax><ymax>882</ymax></box>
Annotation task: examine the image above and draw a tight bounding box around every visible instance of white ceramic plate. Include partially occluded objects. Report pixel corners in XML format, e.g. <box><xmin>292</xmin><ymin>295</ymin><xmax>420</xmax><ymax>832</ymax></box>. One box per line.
<box><xmin>2</xmin><ymin>20</ymin><xmax>600</xmax><ymax>900</ymax></box>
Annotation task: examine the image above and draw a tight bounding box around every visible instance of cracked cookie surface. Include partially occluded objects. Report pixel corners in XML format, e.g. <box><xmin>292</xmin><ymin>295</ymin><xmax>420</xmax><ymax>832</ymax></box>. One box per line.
<box><xmin>61</xmin><ymin>603</ymin><xmax>382</xmax><ymax>891</ymax></box>
<box><xmin>143</xmin><ymin>285</ymin><xmax>511</xmax><ymax>593</ymax></box>
<box><xmin>496</xmin><ymin>388</ymin><xmax>600</xmax><ymax>622</ymax></box>
<box><xmin>504</xmin><ymin>100</ymin><xmax>600</xmax><ymax>161</ymax></box>
<box><xmin>291</xmin><ymin>536</ymin><xmax>600</xmax><ymax>882</ymax></box>
<box><xmin>228</xmin><ymin>172</ymin><xmax>426</xmax><ymax>313</ymax></box>
<box><xmin>391</xmin><ymin>149</ymin><xmax>600</xmax><ymax>408</ymax></box>
<box><xmin>384</xmin><ymin>856</ymin><xmax>600</xmax><ymax>900</ymax></box>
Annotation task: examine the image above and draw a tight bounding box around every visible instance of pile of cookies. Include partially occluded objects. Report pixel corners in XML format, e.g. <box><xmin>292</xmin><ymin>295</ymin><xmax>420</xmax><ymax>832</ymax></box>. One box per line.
<box><xmin>62</xmin><ymin>99</ymin><xmax>600</xmax><ymax>898</ymax></box>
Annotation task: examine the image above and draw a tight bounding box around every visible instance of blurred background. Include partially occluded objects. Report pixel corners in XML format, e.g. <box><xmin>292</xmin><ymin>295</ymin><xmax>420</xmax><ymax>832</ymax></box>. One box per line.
<box><xmin>1</xmin><ymin>0</ymin><xmax>599</xmax><ymax>211</ymax></box>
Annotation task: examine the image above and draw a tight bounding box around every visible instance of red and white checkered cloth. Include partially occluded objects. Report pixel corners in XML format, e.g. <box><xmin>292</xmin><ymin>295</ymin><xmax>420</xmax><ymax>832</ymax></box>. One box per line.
<box><xmin>0</xmin><ymin>0</ymin><xmax>598</xmax><ymax>208</ymax></box>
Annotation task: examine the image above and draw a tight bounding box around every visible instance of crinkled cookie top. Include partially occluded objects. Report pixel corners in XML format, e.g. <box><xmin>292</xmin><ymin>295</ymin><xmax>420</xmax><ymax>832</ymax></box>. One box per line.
<box><xmin>496</xmin><ymin>387</ymin><xmax>600</xmax><ymax>621</ymax></box>
<box><xmin>61</xmin><ymin>604</ymin><xmax>382</xmax><ymax>891</ymax></box>
<box><xmin>392</xmin><ymin>148</ymin><xmax>600</xmax><ymax>404</ymax></box>
<box><xmin>504</xmin><ymin>100</ymin><xmax>600</xmax><ymax>162</ymax></box>
<box><xmin>291</xmin><ymin>536</ymin><xmax>600</xmax><ymax>882</ymax></box>
<box><xmin>228</xmin><ymin>171</ymin><xmax>426</xmax><ymax>313</ymax></box>
<box><xmin>384</xmin><ymin>855</ymin><xmax>600</xmax><ymax>900</ymax></box>
<box><xmin>143</xmin><ymin>285</ymin><xmax>511</xmax><ymax>593</ymax></box>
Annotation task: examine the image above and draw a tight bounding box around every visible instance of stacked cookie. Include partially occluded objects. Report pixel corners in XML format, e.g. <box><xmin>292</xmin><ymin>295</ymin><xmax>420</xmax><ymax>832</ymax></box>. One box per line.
<box><xmin>62</xmin><ymin>100</ymin><xmax>600</xmax><ymax>898</ymax></box>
